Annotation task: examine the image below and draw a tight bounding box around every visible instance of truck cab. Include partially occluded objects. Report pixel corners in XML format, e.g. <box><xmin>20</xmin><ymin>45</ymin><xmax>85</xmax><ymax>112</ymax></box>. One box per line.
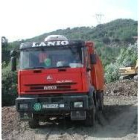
<box><xmin>11</xmin><ymin>35</ymin><xmax>104</xmax><ymax>128</ymax></box>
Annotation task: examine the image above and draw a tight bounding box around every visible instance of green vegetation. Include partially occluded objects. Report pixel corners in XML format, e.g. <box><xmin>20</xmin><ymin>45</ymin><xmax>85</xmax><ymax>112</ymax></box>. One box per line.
<box><xmin>2</xmin><ymin>64</ymin><xmax>17</xmax><ymax>106</ymax></box>
<box><xmin>2</xmin><ymin>19</ymin><xmax>138</xmax><ymax>105</ymax></box>
<box><xmin>27</xmin><ymin>19</ymin><xmax>137</xmax><ymax>44</ymax></box>
<box><xmin>105</xmin><ymin>63</ymin><xmax>120</xmax><ymax>83</ymax></box>
<box><xmin>116</xmin><ymin>43</ymin><xmax>137</xmax><ymax>67</ymax></box>
<box><xmin>2</xmin><ymin>37</ymin><xmax>18</xmax><ymax>106</ymax></box>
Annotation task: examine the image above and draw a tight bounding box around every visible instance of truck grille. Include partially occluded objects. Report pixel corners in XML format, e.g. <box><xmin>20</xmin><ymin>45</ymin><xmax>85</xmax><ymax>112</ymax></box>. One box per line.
<box><xmin>24</xmin><ymin>82</ymin><xmax>77</xmax><ymax>93</ymax></box>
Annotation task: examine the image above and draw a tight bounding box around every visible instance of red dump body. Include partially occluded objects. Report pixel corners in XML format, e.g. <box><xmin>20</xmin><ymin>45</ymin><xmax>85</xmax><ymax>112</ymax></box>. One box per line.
<box><xmin>85</xmin><ymin>41</ymin><xmax>104</xmax><ymax>91</ymax></box>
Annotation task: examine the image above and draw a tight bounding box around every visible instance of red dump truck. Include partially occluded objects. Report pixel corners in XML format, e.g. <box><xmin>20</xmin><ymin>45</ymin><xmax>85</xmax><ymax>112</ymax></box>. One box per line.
<box><xmin>11</xmin><ymin>35</ymin><xmax>104</xmax><ymax>128</ymax></box>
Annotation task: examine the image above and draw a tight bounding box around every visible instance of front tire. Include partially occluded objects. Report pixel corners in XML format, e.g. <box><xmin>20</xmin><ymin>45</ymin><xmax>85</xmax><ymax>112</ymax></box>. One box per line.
<box><xmin>98</xmin><ymin>92</ymin><xmax>104</xmax><ymax>111</ymax></box>
<box><xmin>28</xmin><ymin>114</ymin><xmax>39</xmax><ymax>128</ymax></box>
<box><xmin>85</xmin><ymin>103</ymin><xmax>96</xmax><ymax>126</ymax></box>
<box><xmin>96</xmin><ymin>91</ymin><xmax>104</xmax><ymax>111</ymax></box>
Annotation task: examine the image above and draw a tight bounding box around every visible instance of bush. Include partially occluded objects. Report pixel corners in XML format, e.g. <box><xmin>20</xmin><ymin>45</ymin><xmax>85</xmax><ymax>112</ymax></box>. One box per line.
<box><xmin>2</xmin><ymin>64</ymin><xmax>17</xmax><ymax>106</ymax></box>
<box><xmin>105</xmin><ymin>63</ymin><xmax>120</xmax><ymax>83</ymax></box>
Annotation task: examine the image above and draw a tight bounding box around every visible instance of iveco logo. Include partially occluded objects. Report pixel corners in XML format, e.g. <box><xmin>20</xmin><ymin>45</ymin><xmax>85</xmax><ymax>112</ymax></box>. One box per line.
<box><xmin>44</xmin><ymin>86</ymin><xmax>57</xmax><ymax>90</ymax></box>
<box><xmin>46</xmin><ymin>75</ymin><xmax>53</xmax><ymax>81</ymax></box>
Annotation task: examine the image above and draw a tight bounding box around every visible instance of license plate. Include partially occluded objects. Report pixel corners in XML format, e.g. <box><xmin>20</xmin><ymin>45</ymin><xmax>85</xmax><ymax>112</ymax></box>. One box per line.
<box><xmin>42</xmin><ymin>104</ymin><xmax>58</xmax><ymax>109</ymax></box>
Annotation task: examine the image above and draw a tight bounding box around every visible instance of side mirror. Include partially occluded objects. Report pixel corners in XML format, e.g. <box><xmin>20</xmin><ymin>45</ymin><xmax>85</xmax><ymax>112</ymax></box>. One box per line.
<box><xmin>10</xmin><ymin>50</ymin><xmax>17</xmax><ymax>71</ymax></box>
<box><xmin>10</xmin><ymin>50</ymin><xmax>17</xmax><ymax>57</ymax></box>
<box><xmin>90</xmin><ymin>54</ymin><xmax>96</xmax><ymax>64</ymax></box>
<box><xmin>86</xmin><ymin>67</ymin><xmax>91</xmax><ymax>71</ymax></box>
<box><xmin>11</xmin><ymin>57</ymin><xmax>17</xmax><ymax>71</ymax></box>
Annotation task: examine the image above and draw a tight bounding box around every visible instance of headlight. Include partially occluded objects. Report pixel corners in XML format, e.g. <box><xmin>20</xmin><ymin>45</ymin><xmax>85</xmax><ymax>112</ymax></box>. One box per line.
<box><xmin>74</xmin><ymin>102</ymin><xmax>83</xmax><ymax>108</ymax></box>
<box><xmin>19</xmin><ymin>104</ymin><xmax>28</xmax><ymax>109</ymax></box>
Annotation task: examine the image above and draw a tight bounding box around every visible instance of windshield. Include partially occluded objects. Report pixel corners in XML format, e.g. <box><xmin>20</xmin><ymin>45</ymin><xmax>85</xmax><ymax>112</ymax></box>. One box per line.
<box><xmin>20</xmin><ymin>47</ymin><xmax>83</xmax><ymax>70</ymax></box>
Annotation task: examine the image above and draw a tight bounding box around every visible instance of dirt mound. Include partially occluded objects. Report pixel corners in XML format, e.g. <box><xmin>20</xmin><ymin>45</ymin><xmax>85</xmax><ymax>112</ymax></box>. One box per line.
<box><xmin>104</xmin><ymin>79</ymin><xmax>138</xmax><ymax>96</ymax></box>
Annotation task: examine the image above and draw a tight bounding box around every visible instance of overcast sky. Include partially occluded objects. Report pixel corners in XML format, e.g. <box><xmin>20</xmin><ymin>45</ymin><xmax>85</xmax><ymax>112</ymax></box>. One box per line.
<box><xmin>1</xmin><ymin>0</ymin><xmax>138</xmax><ymax>42</ymax></box>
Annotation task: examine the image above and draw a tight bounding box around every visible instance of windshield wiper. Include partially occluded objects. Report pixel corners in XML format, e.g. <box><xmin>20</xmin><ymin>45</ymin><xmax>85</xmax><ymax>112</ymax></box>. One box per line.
<box><xmin>48</xmin><ymin>66</ymin><xmax>70</xmax><ymax>69</ymax></box>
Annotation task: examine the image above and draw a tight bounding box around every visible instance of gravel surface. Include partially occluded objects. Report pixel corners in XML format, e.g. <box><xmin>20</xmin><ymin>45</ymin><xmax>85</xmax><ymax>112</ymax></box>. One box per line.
<box><xmin>2</xmin><ymin>80</ymin><xmax>138</xmax><ymax>140</ymax></box>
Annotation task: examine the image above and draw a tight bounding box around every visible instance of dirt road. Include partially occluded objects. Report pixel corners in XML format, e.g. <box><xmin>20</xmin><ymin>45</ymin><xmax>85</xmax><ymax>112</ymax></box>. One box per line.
<box><xmin>2</xmin><ymin>80</ymin><xmax>138</xmax><ymax>140</ymax></box>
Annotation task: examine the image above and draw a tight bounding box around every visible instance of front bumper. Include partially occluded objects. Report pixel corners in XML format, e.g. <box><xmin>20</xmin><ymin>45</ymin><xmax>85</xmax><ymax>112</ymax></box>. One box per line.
<box><xmin>16</xmin><ymin>95</ymin><xmax>93</xmax><ymax>120</ymax></box>
<box><xmin>16</xmin><ymin>95</ymin><xmax>93</xmax><ymax>113</ymax></box>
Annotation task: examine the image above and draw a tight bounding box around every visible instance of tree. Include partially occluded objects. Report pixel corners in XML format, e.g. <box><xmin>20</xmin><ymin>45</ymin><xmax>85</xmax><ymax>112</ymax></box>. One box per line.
<box><xmin>2</xmin><ymin>37</ymin><xmax>10</xmax><ymax>65</ymax></box>
<box><xmin>1</xmin><ymin>36</ymin><xmax>8</xmax><ymax>48</ymax></box>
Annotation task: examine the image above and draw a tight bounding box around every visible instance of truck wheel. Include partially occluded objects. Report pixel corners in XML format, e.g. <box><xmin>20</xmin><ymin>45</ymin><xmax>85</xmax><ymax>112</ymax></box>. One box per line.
<box><xmin>96</xmin><ymin>91</ymin><xmax>104</xmax><ymax>111</ymax></box>
<box><xmin>29</xmin><ymin>119</ymin><xmax>39</xmax><ymax>128</ymax></box>
<box><xmin>85</xmin><ymin>104</ymin><xmax>96</xmax><ymax>126</ymax></box>
<box><xmin>98</xmin><ymin>92</ymin><xmax>104</xmax><ymax>111</ymax></box>
<box><xmin>28</xmin><ymin>115</ymin><xmax>39</xmax><ymax>128</ymax></box>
